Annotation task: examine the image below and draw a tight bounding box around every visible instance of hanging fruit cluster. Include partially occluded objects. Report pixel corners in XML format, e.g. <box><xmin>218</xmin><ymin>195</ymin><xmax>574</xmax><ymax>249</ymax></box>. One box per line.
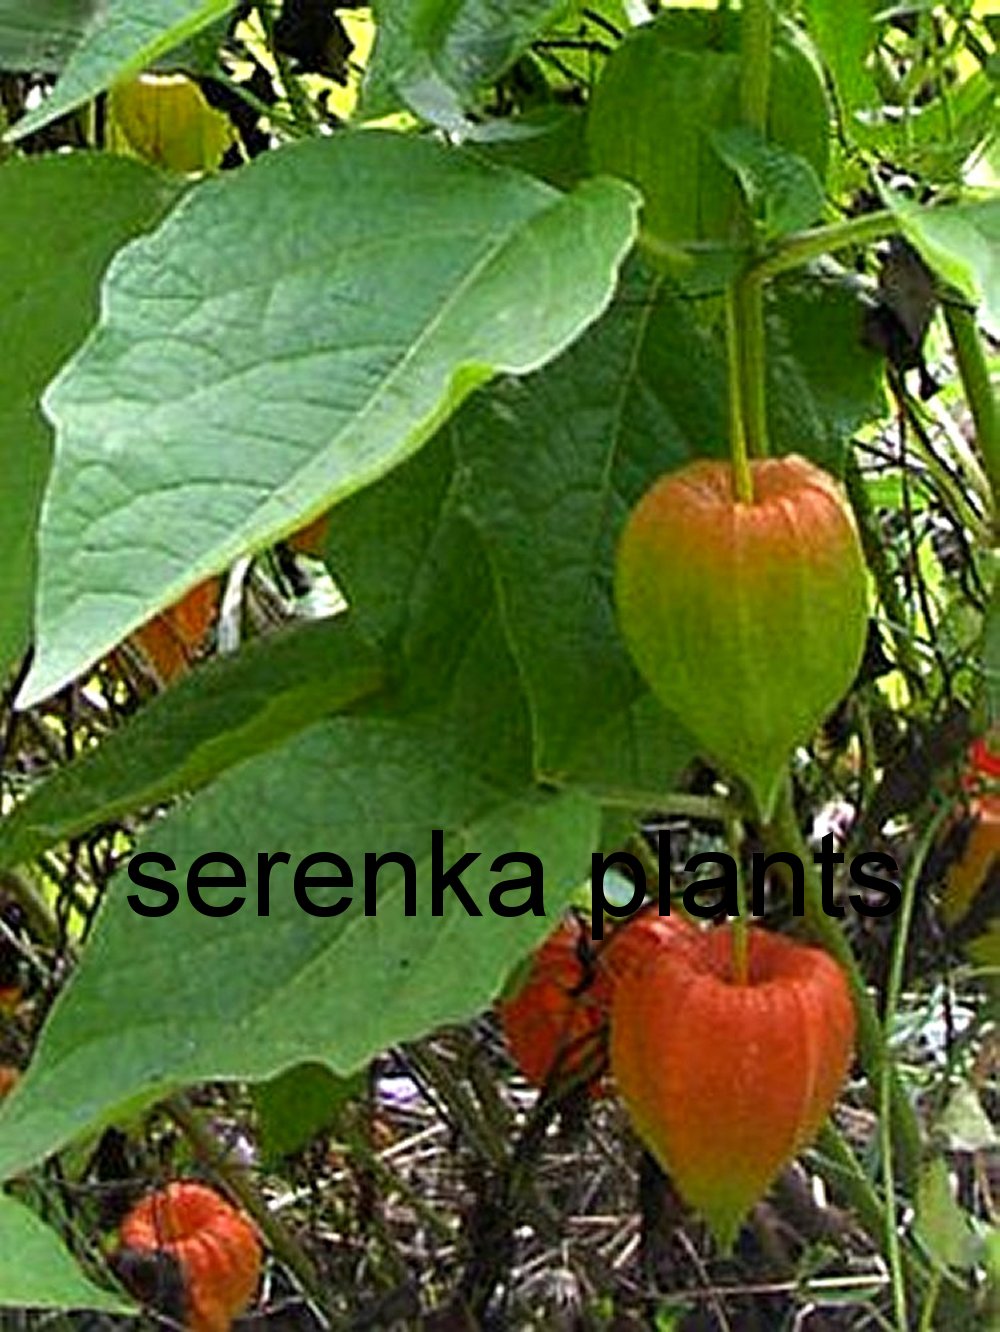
<box><xmin>116</xmin><ymin>1181</ymin><xmax>261</xmax><ymax>1332</ymax></box>
<box><xmin>498</xmin><ymin>909</ymin><xmax>697</xmax><ymax>1096</ymax></box>
<box><xmin>603</xmin><ymin>450</ymin><xmax>865</xmax><ymax>1240</ymax></box>
<box><xmin>503</xmin><ymin>913</ymin><xmax>856</xmax><ymax>1247</ymax></box>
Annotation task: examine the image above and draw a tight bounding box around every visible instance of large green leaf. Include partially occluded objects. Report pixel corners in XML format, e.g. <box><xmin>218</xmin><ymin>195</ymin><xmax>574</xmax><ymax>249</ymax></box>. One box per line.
<box><xmin>765</xmin><ymin>271</ymin><xmax>886</xmax><ymax>474</ymax></box>
<box><xmin>20</xmin><ymin>130</ymin><xmax>639</xmax><ymax>709</ymax></box>
<box><xmin>887</xmin><ymin>193</ymin><xmax>1000</xmax><ymax>340</ymax></box>
<box><xmin>0</xmin><ymin>616</ymin><xmax>382</xmax><ymax>871</ymax></box>
<box><xmin>363</xmin><ymin>0</ymin><xmax>569</xmax><ymax>123</ymax></box>
<box><xmin>0</xmin><ymin>153</ymin><xmax>181</xmax><ymax>685</ymax></box>
<box><xmin>0</xmin><ymin>0</ymin><xmax>94</xmax><ymax>71</ymax></box>
<box><xmin>0</xmin><ymin>1193</ymin><xmax>132</xmax><ymax>1311</ymax></box>
<box><xmin>802</xmin><ymin>0</ymin><xmax>881</xmax><ymax>121</ymax></box>
<box><xmin>587</xmin><ymin>10</ymin><xmax>829</xmax><ymax>257</ymax></box>
<box><xmin>5</xmin><ymin>0</ymin><xmax>238</xmax><ymax>142</ymax></box>
<box><xmin>0</xmin><ymin>711</ymin><xmax>599</xmax><ymax>1179</ymax></box>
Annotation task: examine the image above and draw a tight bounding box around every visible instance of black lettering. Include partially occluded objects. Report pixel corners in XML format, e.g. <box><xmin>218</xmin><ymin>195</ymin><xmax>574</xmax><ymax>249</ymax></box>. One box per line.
<box><xmin>126</xmin><ymin>852</ymin><xmax>179</xmax><ymax>917</ymax></box>
<box><xmin>256</xmin><ymin>851</ymin><xmax>289</xmax><ymax>918</ymax></box>
<box><xmin>187</xmin><ymin>852</ymin><xmax>246</xmax><ymax>918</ymax></box>
<box><xmin>590</xmin><ymin>852</ymin><xmax>646</xmax><ymax>940</ymax></box>
<box><xmin>294</xmin><ymin>852</ymin><xmax>352</xmax><ymax>917</ymax></box>
<box><xmin>489</xmin><ymin>852</ymin><xmax>544</xmax><ymax>918</ymax></box>
<box><xmin>814</xmin><ymin>831</ymin><xmax>845</xmax><ymax>919</ymax></box>
<box><xmin>682</xmin><ymin>852</ymin><xmax>738</xmax><ymax>919</ymax></box>
<box><xmin>364</xmin><ymin>851</ymin><xmax>417</xmax><ymax>917</ymax></box>
<box><xmin>849</xmin><ymin>853</ymin><xmax>902</xmax><ymax>917</ymax></box>
<box><xmin>656</xmin><ymin>830</ymin><xmax>673</xmax><ymax>917</ymax></box>
<box><xmin>751</xmin><ymin>852</ymin><xmax>804</xmax><ymax>916</ymax></box>
<box><xmin>431</xmin><ymin>829</ymin><xmax>481</xmax><ymax>917</ymax></box>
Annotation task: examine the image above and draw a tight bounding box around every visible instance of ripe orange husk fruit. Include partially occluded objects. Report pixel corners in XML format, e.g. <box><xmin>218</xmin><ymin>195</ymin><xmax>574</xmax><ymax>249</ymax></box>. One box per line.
<box><xmin>599</xmin><ymin>906</ymin><xmax>701</xmax><ymax>989</ymax></box>
<box><xmin>615</xmin><ymin>456</ymin><xmax>868</xmax><ymax>819</ymax></box>
<box><xmin>500</xmin><ymin>911</ymin><xmax>698</xmax><ymax>1095</ymax></box>
<box><xmin>499</xmin><ymin>917</ymin><xmax>612</xmax><ymax>1095</ymax></box>
<box><xmin>941</xmin><ymin>737</ymin><xmax>1000</xmax><ymax>927</ymax></box>
<box><xmin>119</xmin><ymin>1181</ymin><xmax>261</xmax><ymax>1332</ymax></box>
<box><xmin>0</xmin><ymin>1066</ymin><xmax>19</xmax><ymax>1099</ymax></box>
<box><xmin>131</xmin><ymin>578</ymin><xmax>220</xmax><ymax>684</ymax></box>
<box><xmin>611</xmin><ymin>925</ymin><xmax>856</xmax><ymax>1248</ymax></box>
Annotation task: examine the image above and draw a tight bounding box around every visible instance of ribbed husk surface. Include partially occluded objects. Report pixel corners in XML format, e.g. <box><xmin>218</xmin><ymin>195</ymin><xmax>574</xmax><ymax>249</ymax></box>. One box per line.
<box><xmin>610</xmin><ymin>926</ymin><xmax>856</xmax><ymax>1248</ymax></box>
<box><xmin>614</xmin><ymin>455</ymin><xmax>868</xmax><ymax>817</ymax></box>
<box><xmin>120</xmin><ymin>1181</ymin><xmax>261</xmax><ymax>1332</ymax></box>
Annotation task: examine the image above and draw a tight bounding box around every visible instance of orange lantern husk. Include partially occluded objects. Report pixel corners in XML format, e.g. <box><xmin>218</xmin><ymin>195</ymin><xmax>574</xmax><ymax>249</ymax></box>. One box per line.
<box><xmin>131</xmin><ymin>578</ymin><xmax>220</xmax><ymax>684</ymax></box>
<box><xmin>119</xmin><ymin>1181</ymin><xmax>261</xmax><ymax>1332</ymax></box>
<box><xmin>610</xmin><ymin>925</ymin><xmax>856</xmax><ymax>1248</ymax></box>
<box><xmin>942</xmin><ymin>793</ymin><xmax>1000</xmax><ymax>927</ymax></box>
<box><xmin>499</xmin><ymin>918</ymin><xmax>612</xmax><ymax>1096</ymax></box>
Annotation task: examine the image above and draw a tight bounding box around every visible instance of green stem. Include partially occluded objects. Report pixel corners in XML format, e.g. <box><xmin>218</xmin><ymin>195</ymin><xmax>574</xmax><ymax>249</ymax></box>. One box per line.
<box><xmin>879</xmin><ymin>799</ymin><xmax>951</xmax><ymax>1330</ymax></box>
<box><xmin>725</xmin><ymin>288</ymin><xmax>755</xmax><ymax>500</ymax></box>
<box><xmin>739</xmin><ymin>0</ymin><xmax>773</xmax><ymax>134</ymax></box>
<box><xmin>256</xmin><ymin>1</ymin><xmax>317</xmax><ymax>137</ymax></box>
<box><xmin>944</xmin><ymin>303</ymin><xmax>1000</xmax><ymax>516</ymax></box>
<box><xmin>768</xmin><ymin>780</ymin><xmax>924</xmax><ymax>1191</ymax></box>
<box><xmin>0</xmin><ymin>868</ymin><xmax>60</xmax><ymax>950</ymax></box>
<box><xmin>816</xmin><ymin>1123</ymin><xmax>931</xmax><ymax>1299</ymax></box>
<box><xmin>751</xmin><ymin>210</ymin><xmax>902</xmax><ymax>284</ymax></box>
<box><xmin>843</xmin><ymin>454</ymin><xmax>925</xmax><ymax>694</ymax></box>
<box><xmin>726</xmin><ymin>816</ymin><xmax>749</xmax><ymax>983</ymax></box>
<box><xmin>735</xmin><ymin>272</ymin><xmax>771</xmax><ymax>460</ymax></box>
<box><xmin>728</xmin><ymin>0</ymin><xmax>775</xmax><ymax>476</ymax></box>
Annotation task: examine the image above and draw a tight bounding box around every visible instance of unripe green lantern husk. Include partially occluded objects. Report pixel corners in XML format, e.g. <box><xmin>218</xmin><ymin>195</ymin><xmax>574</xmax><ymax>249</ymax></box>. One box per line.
<box><xmin>615</xmin><ymin>455</ymin><xmax>868</xmax><ymax>818</ymax></box>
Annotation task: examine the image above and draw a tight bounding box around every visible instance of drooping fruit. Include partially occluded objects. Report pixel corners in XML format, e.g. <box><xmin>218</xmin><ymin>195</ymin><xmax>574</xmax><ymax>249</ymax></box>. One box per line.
<box><xmin>614</xmin><ymin>455</ymin><xmax>868</xmax><ymax>818</ymax></box>
<box><xmin>599</xmin><ymin>906</ymin><xmax>701</xmax><ymax>990</ymax></box>
<box><xmin>499</xmin><ymin>917</ymin><xmax>612</xmax><ymax>1096</ymax></box>
<box><xmin>118</xmin><ymin>1181</ymin><xmax>261</xmax><ymax>1332</ymax></box>
<box><xmin>942</xmin><ymin>794</ymin><xmax>1000</xmax><ymax>927</ymax></box>
<box><xmin>500</xmin><ymin>911</ymin><xmax>698</xmax><ymax>1096</ymax></box>
<box><xmin>941</xmin><ymin>737</ymin><xmax>1000</xmax><ymax>928</ymax></box>
<box><xmin>610</xmin><ymin>925</ymin><xmax>855</xmax><ymax>1248</ymax></box>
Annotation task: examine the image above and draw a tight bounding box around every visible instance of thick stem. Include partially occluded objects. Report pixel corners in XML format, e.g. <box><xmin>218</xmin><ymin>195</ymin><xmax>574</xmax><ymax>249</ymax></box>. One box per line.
<box><xmin>751</xmin><ymin>210</ymin><xmax>903</xmax><ymax>283</ymax></box>
<box><xmin>739</xmin><ymin>0</ymin><xmax>773</xmax><ymax>133</ymax></box>
<box><xmin>767</xmin><ymin>781</ymin><xmax>924</xmax><ymax>1191</ymax></box>
<box><xmin>944</xmin><ymin>303</ymin><xmax>1000</xmax><ymax>516</ymax></box>
<box><xmin>727</xmin><ymin>0</ymin><xmax>775</xmax><ymax>474</ymax></box>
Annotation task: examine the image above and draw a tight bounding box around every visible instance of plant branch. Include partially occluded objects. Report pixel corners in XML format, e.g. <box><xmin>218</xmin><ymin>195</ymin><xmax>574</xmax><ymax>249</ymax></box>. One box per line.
<box><xmin>944</xmin><ymin>303</ymin><xmax>1000</xmax><ymax>515</ymax></box>
<box><xmin>879</xmin><ymin>798</ymin><xmax>951</xmax><ymax>1330</ymax></box>
<box><xmin>751</xmin><ymin>210</ymin><xmax>903</xmax><ymax>283</ymax></box>
<box><xmin>739</xmin><ymin>0</ymin><xmax>773</xmax><ymax>134</ymax></box>
<box><xmin>767</xmin><ymin>780</ymin><xmax>924</xmax><ymax>1191</ymax></box>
